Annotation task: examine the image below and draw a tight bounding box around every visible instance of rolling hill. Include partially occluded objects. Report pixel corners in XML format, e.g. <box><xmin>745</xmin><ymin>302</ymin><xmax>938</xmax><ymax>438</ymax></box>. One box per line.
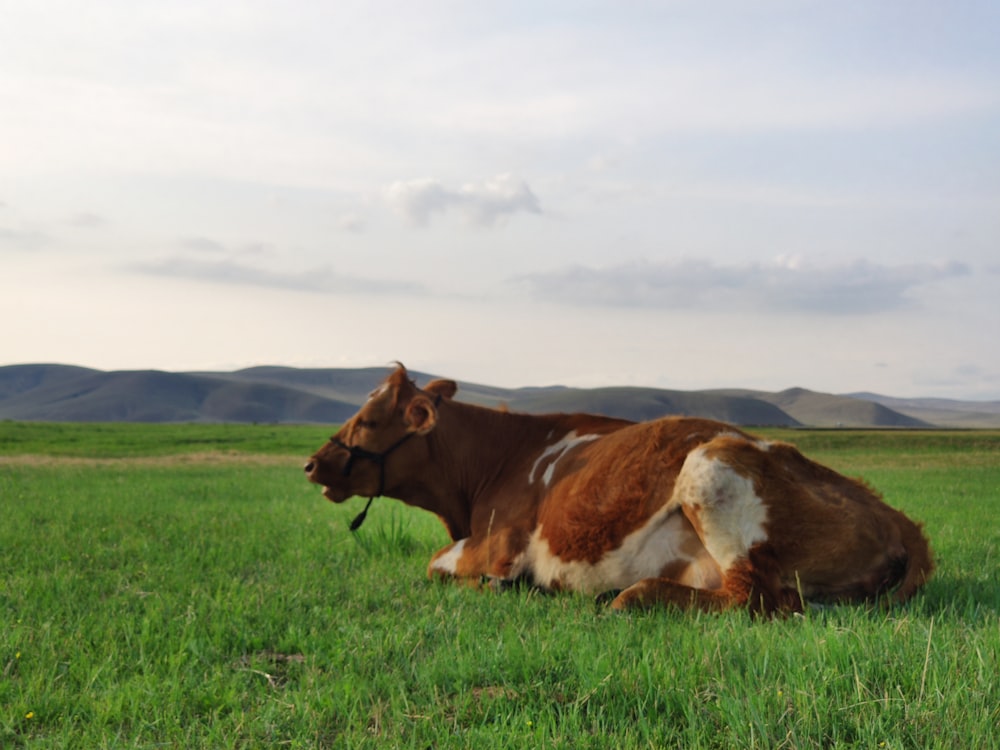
<box><xmin>708</xmin><ymin>387</ymin><xmax>930</xmax><ymax>428</ymax></box>
<box><xmin>0</xmin><ymin>365</ymin><xmax>357</xmax><ymax>424</ymax></box>
<box><xmin>848</xmin><ymin>392</ymin><xmax>1000</xmax><ymax>429</ymax></box>
<box><xmin>1</xmin><ymin>363</ymin><xmax>997</xmax><ymax>427</ymax></box>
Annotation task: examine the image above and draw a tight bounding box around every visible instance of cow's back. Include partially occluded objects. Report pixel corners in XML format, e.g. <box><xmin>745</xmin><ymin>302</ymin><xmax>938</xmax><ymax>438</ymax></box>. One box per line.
<box><xmin>534</xmin><ymin>417</ymin><xmax>742</xmax><ymax>566</ymax></box>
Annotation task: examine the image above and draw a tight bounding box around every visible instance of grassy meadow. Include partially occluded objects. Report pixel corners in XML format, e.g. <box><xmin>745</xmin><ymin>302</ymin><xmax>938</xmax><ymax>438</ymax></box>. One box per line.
<box><xmin>1</xmin><ymin>423</ymin><xmax>999</xmax><ymax>748</ymax></box>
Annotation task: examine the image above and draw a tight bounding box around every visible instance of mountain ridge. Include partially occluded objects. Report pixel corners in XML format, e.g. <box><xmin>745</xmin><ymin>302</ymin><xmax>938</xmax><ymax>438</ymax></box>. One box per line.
<box><xmin>1</xmin><ymin>363</ymin><xmax>997</xmax><ymax>427</ymax></box>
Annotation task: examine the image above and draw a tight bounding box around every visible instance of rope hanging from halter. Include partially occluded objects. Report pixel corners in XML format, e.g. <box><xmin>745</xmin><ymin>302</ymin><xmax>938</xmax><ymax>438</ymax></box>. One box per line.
<box><xmin>333</xmin><ymin>392</ymin><xmax>442</xmax><ymax>531</ymax></box>
<box><xmin>331</xmin><ymin>432</ymin><xmax>416</xmax><ymax>532</ymax></box>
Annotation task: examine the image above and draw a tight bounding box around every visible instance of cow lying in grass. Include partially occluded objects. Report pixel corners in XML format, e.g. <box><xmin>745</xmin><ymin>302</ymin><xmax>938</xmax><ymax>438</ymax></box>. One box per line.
<box><xmin>304</xmin><ymin>365</ymin><xmax>933</xmax><ymax>614</ymax></box>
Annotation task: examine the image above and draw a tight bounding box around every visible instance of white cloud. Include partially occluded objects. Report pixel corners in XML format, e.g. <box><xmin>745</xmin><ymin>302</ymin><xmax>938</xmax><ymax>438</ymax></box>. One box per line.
<box><xmin>384</xmin><ymin>179</ymin><xmax>452</xmax><ymax>226</ymax></box>
<box><xmin>384</xmin><ymin>174</ymin><xmax>541</xmax><ymax>227</ymax></box>
<box><xmin>337</xmin><ymin>213</ymin><xmax>365</xmax><ymax>233</ymax></box>
<box><xmin>178</xmin><ymin>236</ymin><xmax>227</xmax><ymax>254</ymax></box>
<box><xmin>0</xmin><ymin>227</ymin><xmax>49</xmax><ymax>251</ymax></box>
<box><xmin>459</xmin><ymin>174</ymin><xmax>543</xmax><ymax>226</ymax></box>
<box><xmin>514</xmin><ymin>258</ymin><xmax>971</xmax><ymax>314</ymax></box>
<box><xmin>128</xmin><ymin>256</ymin><xmax>426</xmax><ymax>296</ymax></box>
<box><xmin>67</xmin><ymin>212</ymin><xmax>106</xmax><ymax>228</ymax></box>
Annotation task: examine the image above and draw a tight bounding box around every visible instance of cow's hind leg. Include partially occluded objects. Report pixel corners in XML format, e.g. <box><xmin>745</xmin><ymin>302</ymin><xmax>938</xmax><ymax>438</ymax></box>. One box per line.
<box><xmin>607</xmin><ymin>437</ymin><xmax>819</xmax><ymax>615</ymax></box>
<box><xmin>608</xmin><ymin>577</ymin><xmax>732</xmax><ymax>612</ymax></box>
<box><xmin>608</xmin><ymin>546</ymin><xmax>803</xmax><ymax>615</ymax></box>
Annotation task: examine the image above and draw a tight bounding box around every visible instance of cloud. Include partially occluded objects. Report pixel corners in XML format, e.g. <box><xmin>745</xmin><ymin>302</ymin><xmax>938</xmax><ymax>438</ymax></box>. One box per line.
<box><xmin>128</xmin><ymin>256</ymin><xmax>426</xmax><ymax>296</ymax></box>
<box><xmin>384</xmin><ymin>179</ymin><xmax>450</xmax><ymax>226</ymax></box>
<box><xmin>0</xmin><ymin>227</ymin><xmax>49</xmax><ymax>251</ymax></box>
<box><xmin>513</xmin><ymin>258</ymin><xmax>971</xmax><ymax>315</ymax></box>
<box><xmin>68</xmin><ymin>212</ymin><xmax>107</xmax><ymax>228</ymax></box>
<box><xmin>761</xmin><ymin>258</ymin><xmax>971</xmax><ymax>314</ymax></box>
<box><xmin>178</xmin><ymin>236</ymin><xmax>228</xmax><ymax>254</ymax></box>
<box><xmin>177</xmin><ymin>237</ymin><xmax>280</xmax><ymax>258</ymax></box>
<box><xmin>337</xmin><ymin>213</ymin><xmax>365</xmax><ymax>233</ymax></box>
<box><xmin>459</xmin><ymin>174</ymin><xmax>543</xmax><ymax>226</ymax></box>
<box><xmin>384</xmin><ymin>174</ymin><xmax>541</xmax><ymax>227</ymax></box>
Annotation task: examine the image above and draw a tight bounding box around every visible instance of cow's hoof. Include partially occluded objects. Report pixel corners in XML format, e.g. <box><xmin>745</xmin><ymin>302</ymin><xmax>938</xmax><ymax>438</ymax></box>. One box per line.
<box><xmin>594</xmin><ymin>589</ymin><xmax>623</xmax><ymax>608</ymax></box>
<box><xmin>483</xmin><ymin>576</ymin><xmax>513</xmax><ymax>591</ymax></box>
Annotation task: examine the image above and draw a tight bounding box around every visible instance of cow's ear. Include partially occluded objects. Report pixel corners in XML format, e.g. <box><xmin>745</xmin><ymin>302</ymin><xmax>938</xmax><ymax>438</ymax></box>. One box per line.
<box><xmin>424</xmin><ymin>379</ymin><xmax>457</xmax><ymax>400</ymax></box>
<box><xmin>404</xmin><ymin>395</ymin><xmax>438</xmax><ymax>435</ymax></box>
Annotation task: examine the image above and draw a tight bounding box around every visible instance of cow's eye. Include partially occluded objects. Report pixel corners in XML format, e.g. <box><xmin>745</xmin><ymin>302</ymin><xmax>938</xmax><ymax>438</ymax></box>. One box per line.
<box><xmin>356</xmin><ymin>419</ymin><xmax>377</xmax><ymax>430</ymax></box>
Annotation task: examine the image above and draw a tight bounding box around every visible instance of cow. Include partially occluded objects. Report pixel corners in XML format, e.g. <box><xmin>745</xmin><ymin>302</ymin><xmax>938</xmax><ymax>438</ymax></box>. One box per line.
<box><xmin>304</xmin><ymin>365</ymin><xmax>933</xmax><ymax>614</ymax></box>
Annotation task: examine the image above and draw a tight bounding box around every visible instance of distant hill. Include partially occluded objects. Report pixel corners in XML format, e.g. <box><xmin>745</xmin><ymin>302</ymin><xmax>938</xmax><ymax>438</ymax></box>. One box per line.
<box><xmin>488</xmin><ymin>386</ymin><xmax>797</xmax><ymax>426</ymax></box>
<box><xmin>0</xmin><ymin>365</ymin><xmax>357</xmax><ymax>424</ymax></box>
<box><xmin>2</xmin><ymin>363</ymin><xmax>997</xmax><ymax>427</ymax></box>
<box><xmin>848</xmin><ymin>392</ymin><xmax>1000</xmax><ymax>429</ymax></box>
<box><xmin>710</xmin><ymin>387</ymin><xmax>931</xmax><ymax>428</ymax></box>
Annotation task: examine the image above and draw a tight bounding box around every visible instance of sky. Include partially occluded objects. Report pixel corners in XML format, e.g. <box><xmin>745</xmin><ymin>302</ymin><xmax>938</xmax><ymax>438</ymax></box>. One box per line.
<box><xmin>2</xmin><ymin>1</ymin><xmax>999</xmax><ymax>400</ymax></box>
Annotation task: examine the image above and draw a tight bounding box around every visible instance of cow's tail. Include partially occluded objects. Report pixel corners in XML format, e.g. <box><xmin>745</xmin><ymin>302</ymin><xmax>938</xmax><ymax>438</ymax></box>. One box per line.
<box><xmin>892</xmin><ymin>515</ymin><xmax>935</xmax><ymax>604</ymax></box>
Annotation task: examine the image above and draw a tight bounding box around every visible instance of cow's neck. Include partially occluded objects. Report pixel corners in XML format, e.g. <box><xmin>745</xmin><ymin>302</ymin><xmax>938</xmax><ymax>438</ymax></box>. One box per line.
<box><xmin>389</xmin><ymin>399</ymin><xmax>626</xmax><ymax>540</ymax></box>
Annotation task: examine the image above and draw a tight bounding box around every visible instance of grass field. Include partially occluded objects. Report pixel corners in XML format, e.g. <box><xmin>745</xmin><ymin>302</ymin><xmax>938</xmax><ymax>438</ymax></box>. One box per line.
<box><xmin>2</xmin><ymin>423</ymin><xmax>999</xmax><ymax>748</ymax></box>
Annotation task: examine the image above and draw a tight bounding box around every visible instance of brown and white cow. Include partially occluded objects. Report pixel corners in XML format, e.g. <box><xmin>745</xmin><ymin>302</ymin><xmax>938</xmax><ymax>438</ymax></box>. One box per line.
<box><xmin>304</xmin><ymin>365</ymin><xmax>933</xmax><ymax>614</ymax></box>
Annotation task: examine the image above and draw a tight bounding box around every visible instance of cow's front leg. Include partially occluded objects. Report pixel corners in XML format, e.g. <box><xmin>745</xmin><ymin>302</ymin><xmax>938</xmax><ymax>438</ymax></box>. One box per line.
<box><xmin>427</xmin><ymin>530</ymin><xmax>527</xmax><ymax>584</ymax></box>
<box><xmin>428</xmin><ymin>539</ymin><xmax>477</xmax><ymax>580</ymax></box>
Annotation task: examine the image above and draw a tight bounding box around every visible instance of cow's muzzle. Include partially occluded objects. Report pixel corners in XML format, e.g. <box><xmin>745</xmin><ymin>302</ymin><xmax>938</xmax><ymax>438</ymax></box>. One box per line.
<box><xmin>304</xmin><ymin>432</ymin><xmax>417</xmax><ymax>530</ymax></box>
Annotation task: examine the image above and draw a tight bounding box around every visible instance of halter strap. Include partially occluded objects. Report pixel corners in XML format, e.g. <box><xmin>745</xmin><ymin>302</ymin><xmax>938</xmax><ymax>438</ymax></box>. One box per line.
<box><xmin>333</xmin><ymin>393</ymin><xmax>441</xmax><ymax>531</ymax></box>
<box><xmin>331</xmin><ymin>431</ymin><xmax>416</xmax><ymax>531</ymax></box>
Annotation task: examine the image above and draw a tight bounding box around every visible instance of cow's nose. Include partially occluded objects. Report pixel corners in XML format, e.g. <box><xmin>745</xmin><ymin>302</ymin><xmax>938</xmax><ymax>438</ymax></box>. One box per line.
<box><xmin>304</xmin><ymin>460</ymin><xmax>315</xmax><ymax>474</ymax></box>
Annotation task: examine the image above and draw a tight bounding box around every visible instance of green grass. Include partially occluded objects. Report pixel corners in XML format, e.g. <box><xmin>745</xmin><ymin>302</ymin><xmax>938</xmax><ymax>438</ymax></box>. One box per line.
<box><xmin>2</xmin><ymin>424</ymin><xmax>999</xmax><ymax>748</ymax></box>
<box><xmin>0</xmin><ymin>421</ymin><xmax>332</xmax><ymax>458</ymax></box>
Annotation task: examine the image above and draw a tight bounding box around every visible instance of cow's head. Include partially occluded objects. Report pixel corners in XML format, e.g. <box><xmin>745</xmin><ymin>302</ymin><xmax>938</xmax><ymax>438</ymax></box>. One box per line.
<box><xmin>304</xmin><ymin>365</ymin><xmax>457</xmax><ymax>504</ymax></box>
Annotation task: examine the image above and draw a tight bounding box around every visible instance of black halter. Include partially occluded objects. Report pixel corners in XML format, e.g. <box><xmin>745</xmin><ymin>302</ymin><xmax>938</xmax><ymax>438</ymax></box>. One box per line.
<box><xmin>332</xmin><ymin>431</ymin><xmax>416</xmax><ymax>531</ymax></box>
<box><xmin>334</xmin><ymin>392</ymin><xmax>442</xmax><ymax>531</ymax></box>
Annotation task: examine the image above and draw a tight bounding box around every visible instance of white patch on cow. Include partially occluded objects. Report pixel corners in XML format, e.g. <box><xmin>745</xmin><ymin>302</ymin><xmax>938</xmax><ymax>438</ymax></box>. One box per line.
<box><xmin>744</xmin><ymin>435</ymin><xmax>773</xmax><ymax>451</ymax></box>
<box><xmin>528</xmin><ymin>431</ymin><xmax>601</xmax><ymax>486</ymax></box>
<box><xmin>691</xmin><ymin>430</ymin><xmax>771</xmax><ymax>449</ymax></box>
<box><xmin>524</xmin><ymin>509</ymin><xmax>712</xmax><ymax>593</ymax></box>
<box><xmin>429</xmin><ymin>538</ymin><xmax>467</xmax><ymax>576</ymax></box>
<box><xmin>507</xmin><ymin>550</ymin><xmax>528</xmax><ymax>580</ymax></box>
<box><xmin>672</xmin><ymin>445</ymin><xmax>768</xmax><ymax>570</ymax></box>
<box><xmin>687</xmin><ymin>430</ymin><xmax>772</xmax><ymax>452</ymax></box>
